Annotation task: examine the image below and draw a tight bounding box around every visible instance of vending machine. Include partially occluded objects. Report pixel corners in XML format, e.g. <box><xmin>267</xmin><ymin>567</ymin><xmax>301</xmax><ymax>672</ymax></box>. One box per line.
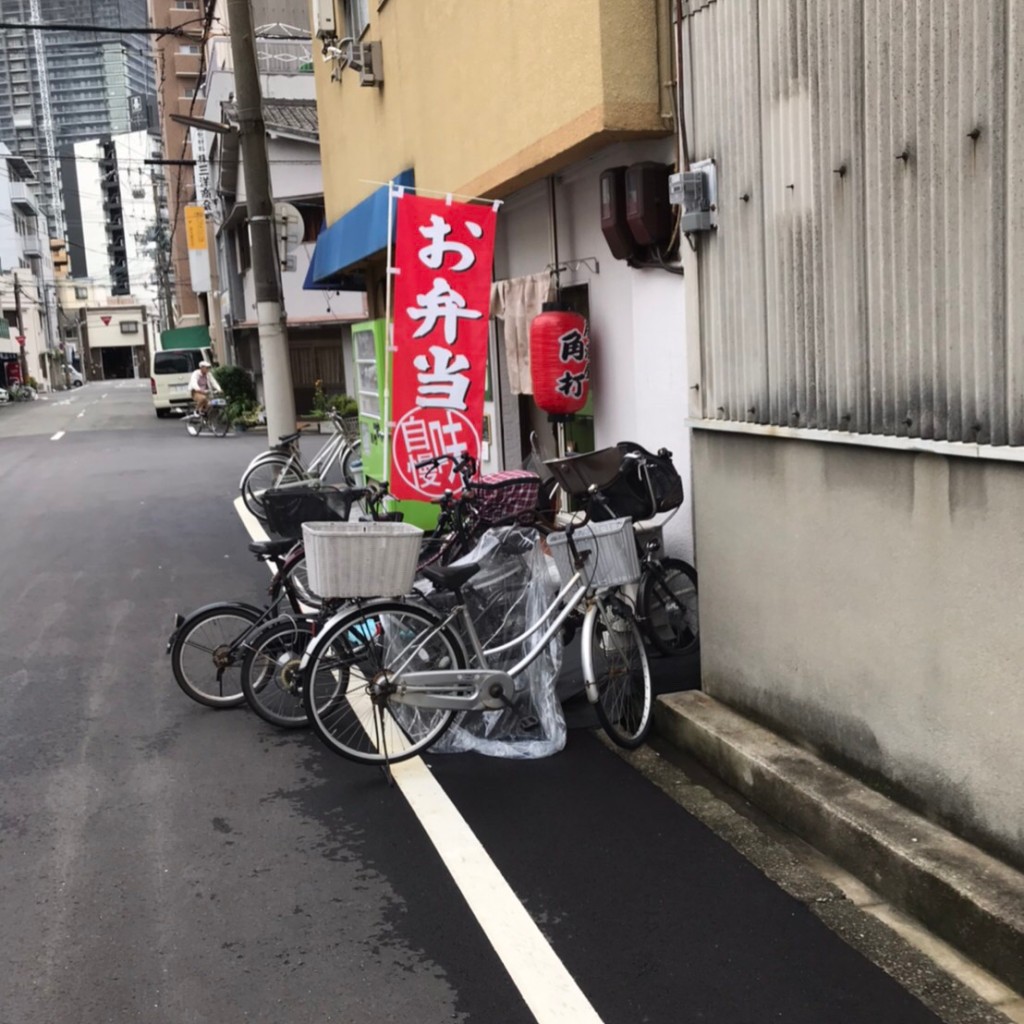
<box><xmin>351</xmin><ymin>318</ymin><xmax>440</xmax><ymax>531</ymax></box>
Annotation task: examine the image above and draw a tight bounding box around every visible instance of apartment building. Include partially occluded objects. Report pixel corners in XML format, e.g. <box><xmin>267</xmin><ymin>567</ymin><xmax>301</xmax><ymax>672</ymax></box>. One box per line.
<box><xmin>0</xmin><ymin>0</ymin><xmax>156</xmax><ymax>237</ymax></box>
<box><xmin>0</xmin><ymin>142</ymin><xmax>61</xmax><ymax>389</ymax></box>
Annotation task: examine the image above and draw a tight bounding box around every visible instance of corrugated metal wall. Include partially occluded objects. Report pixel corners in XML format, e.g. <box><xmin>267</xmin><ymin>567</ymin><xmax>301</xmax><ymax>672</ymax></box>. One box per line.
<box><xmin>683</xmin><ymin>0</ymin><xmax>1024</xmax><ymax>445</ymax></box>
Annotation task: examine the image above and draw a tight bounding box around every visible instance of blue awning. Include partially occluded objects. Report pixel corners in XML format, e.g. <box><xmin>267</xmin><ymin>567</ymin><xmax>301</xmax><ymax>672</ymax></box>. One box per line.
<box><xmin>304</xmin><ymin>168</ymin><xmax>415</xmax><ymax>291</ymax></box>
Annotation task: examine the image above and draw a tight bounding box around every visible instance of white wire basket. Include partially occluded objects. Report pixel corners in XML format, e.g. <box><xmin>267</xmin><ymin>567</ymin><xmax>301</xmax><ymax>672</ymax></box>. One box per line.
<box><xmin>302</xmin><ymin>521</ymin><xmax>424</xmax><ymax>597</ymax></box>
<box><xmin>547</xmin><ymin>517</ymin><xmax>640</xmax><ymax>589</ymax></box>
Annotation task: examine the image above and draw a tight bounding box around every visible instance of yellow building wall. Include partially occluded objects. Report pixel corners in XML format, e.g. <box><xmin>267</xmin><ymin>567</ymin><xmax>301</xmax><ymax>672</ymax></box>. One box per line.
<box><xmin>314</xmin><ymin>0</ymin><xmax>668</xmax><ymax>220</ymax></box>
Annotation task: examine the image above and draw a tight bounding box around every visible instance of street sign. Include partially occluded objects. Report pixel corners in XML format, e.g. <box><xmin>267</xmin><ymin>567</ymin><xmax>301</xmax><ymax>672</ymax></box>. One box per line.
<box><xmin>15</xmin><ymin>336</ymin><xmax>25</xmax><ymax>346</ymax></box>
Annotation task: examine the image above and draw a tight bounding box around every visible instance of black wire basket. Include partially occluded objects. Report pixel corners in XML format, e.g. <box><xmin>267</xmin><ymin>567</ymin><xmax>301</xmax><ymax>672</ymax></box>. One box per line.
<box><xmin>262</xmin><ymin>487</ymin><xmax>357</xmax><ymax>540</ymax></box>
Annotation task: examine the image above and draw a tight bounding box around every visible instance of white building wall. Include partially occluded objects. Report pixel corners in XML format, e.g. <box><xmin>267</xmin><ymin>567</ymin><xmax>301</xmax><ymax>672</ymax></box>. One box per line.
<box><xmin>74</xmin><ymin>140</ymin><xmax>107</xmax><ymax>281</ymax></box>
<box><xmin>495</xmin><ymin>138</ymin><xmax>694</xmax><ymax>561</ymax></box>
<box><xmin>114</xmin><ymin>131</ymin><xmax>160</xmax><ymax>313</ymax></box>
<box><xmin>73</xmin><ymin>134</ymin><xmax>160</xmax><ymax>314</ymax></box>
<box><xmin>0</xmin><ymin>154</ymin><xmax>19</xmax><ymax>272</ymax></box>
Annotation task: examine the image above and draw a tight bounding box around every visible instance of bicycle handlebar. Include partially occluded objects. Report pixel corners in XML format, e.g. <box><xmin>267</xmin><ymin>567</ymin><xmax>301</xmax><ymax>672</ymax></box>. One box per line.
<box><xmin>414</xmin><ymin>451</ymin><xmax>477</xmax><ymax>484</ymax></box>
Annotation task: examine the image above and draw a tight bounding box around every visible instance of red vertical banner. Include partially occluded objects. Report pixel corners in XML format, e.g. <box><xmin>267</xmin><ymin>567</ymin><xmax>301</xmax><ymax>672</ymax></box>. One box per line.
<box><xmin>390</xmin><ymin>195</ymin><xmax>497</xmax><ymax>501</ymax></box>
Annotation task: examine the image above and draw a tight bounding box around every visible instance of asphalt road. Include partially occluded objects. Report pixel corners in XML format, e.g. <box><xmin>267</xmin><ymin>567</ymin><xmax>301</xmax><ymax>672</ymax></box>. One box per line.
<box><xmin>0</xmin><ymin>383</ymin><xmax>957</xmax><ymax>1023</ymax></box>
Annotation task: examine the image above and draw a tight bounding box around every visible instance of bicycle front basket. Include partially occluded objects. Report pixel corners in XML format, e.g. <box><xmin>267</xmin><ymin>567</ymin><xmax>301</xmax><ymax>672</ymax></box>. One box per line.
<box><xmin>302</xmin><ymin>521</ymin><xmax>424</xmax><ymax>597</ymax></box>
<box><xmin>547</xmin><ymin>517</ymin><xmax>641</xmax><ymax>589</ymax></box>
<box><xmin>263</xmin><ymin>486</ymin><xmax>357</xmax><ymax>539</ymax></box>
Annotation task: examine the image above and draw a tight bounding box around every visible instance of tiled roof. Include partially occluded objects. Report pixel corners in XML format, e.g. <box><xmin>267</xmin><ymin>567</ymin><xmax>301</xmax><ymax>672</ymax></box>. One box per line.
<box><xmin>221</xmin><ymin>99</ymin><xmax>319</xmax><ymax>142</ymax></box>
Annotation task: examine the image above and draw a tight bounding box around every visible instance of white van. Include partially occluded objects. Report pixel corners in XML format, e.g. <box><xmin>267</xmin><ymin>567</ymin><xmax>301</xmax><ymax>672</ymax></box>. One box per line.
<box><xmin>66</xmin><ymin>365</ymin><xmax>84</xmax><ymax>387</ymax></box>
<box><xmin>151</xmin><ymin>348</ymin><xmax>214</xmax><ymax>418</ymax></box>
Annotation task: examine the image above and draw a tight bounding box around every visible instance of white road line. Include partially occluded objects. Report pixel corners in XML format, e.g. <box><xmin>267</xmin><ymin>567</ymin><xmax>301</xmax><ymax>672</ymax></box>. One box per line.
<box><xmin>391</xmin><ymin>759</ymin><xmax>604</xmax><ymax>1022</ymax></box>
<box><xmin>50</xmin><ymin>431</ymin><xmax>65</xmax><ymax>441</ymax></box>
<box><xmin>231</xmin><ymin>496</ymin><xmax>604</xmax><ymax>1024</ymax></box>
<box><xmin>77</xmin><ymin>410</ymin><xmax>85</xmax><ymax>418</ymax></box>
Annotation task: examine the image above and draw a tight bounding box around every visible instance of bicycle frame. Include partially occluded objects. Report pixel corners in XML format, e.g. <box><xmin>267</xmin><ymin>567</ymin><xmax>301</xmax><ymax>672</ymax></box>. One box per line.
<box><xmin>248</xmin><ymin>422</ymin><xmax>357</xmax><ymax>489</ymax></box>
<box><xmin>303</xmin><ymin>563</ymin><xmax>621</xmax><ymax>715</ymax></box>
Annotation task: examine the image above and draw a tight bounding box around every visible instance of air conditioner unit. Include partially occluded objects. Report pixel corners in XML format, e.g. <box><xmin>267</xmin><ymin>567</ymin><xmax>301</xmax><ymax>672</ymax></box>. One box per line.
<box><xmin>355</xmin><ymin>41</ymin><xmax>383</xmax><ymax>86</ymax></box>
<box><xmin>313</xmin><ymin>0</ymin><xmax>337</xmax><ymax>40</ymax></box>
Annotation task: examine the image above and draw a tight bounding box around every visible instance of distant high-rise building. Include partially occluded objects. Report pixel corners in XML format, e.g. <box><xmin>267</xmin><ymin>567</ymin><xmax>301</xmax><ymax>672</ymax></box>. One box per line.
<box><xmin>0</xmin><ymin>0</ymin><xmax>157</xmax><ymax>236</ymax></box>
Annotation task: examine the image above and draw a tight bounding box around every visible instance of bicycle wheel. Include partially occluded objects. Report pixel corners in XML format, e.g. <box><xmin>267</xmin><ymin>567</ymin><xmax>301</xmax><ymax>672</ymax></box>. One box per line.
<box><xmin>340</xmin><ymin>444</ymin><xmax>362</xmax><ymax>487</ymax></box>
<box><xmin>170</xmin><ymin>603</ymin><xmax>262</xmax><ymax>708</ymax></box>
<box><xmin>303</xmin><ymin>602</ymin><xmax>467</xmax><ymax>765</ymax></box>
<box><xmin>586</xmin><ymin>598</ymin><xmax>652</xmax><ymax>748</ymax></box>
<box><xmin>281</xmin><ymin>551</ymin><xmax>322</xmax><ymax>609</ymax></box>
<box><xmin>241</xmin><ymin>615</ymin><xmax>317</xmax><ymax>728</ymax></box>
<box><xmin>213</xmin><ymin>407</ymin><xmax>230</xmax><ymax>437</ymax></box>
<box><xmin>241</xmin><ymin>456</ymin><xmax>305</xmax><ymax>520</ymax></box>
<box><xmin>641</xmin><ymin>557</ymin><xmax>699</xmax><ymax>656</ymax></box>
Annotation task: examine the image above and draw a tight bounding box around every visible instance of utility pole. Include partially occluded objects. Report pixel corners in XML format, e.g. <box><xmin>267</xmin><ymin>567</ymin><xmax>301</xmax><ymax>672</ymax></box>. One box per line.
<box><xmin>13</xmin><ymin>273</ymin><xmax>28</xmax><ymax>383</ymax></box>
<box><xmin>226</xmin><ymin>0</ymin><xmax>295</xmax><ymax>443</ymax></box>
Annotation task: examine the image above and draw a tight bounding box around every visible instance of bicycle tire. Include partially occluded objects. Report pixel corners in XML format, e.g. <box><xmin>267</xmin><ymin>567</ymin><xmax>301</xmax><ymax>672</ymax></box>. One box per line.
<box><xmin>640</xmin><ymin>557</ymin><xmax>699</xmax><ymax>656</ymax></box>
<box><xmin>302</xmin><ymin>601</ymin><xmax>467</xmax><ymax>765</ymax></box>
<box><xmin>213</xmin><ymin>408</ymin><xmax>230</xmax><ymax>437</ymax></box>
<box><xmin>340</xmin><ymin>445</ymin><xmax>361</xmax><ymax>487</ymax></box>
<box><xmin>241</xmin><ymin>615</ymin><xmax>317</xmax><ymax>728</ymax></box>
<box><xmin>586</xmin><ymin>598</ymin><xmax>652</xmax><ymax>749</ymax></box>
<box><xmin>170</xmin><ymin>603</ymin><xmax>262</xmax><ymax>708</ymax></box>
<box><xmin>280</xmin><ymin>550</ymin><xmax>322</xmax><ymax>609</ymax></box>
<box><xmin>240</xmin><ymin>456</ymin><xmax>306</xmax><ymax>520</ymax></box>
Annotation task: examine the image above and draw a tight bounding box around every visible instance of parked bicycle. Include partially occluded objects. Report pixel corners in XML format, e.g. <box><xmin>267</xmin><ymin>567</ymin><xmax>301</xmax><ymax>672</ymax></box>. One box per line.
<box><xmin>184</xmin><ymin>396</ymin><xmax>230</xmax><ymax>437</ymax></box>
<box><xmin>298</xmin><ymin>453</ymin><xmax>654</xmax><ymax>772</ymax></box>
<box><xmin>167</xmin><ymin>484</ymin><xmax>373</xmax><ymax>710</ymax></box>
<box><xmin>414</xmin><ymin>451</ymin><xmax>545</xmax><ymax>568</ymax></box>
<box><xmin>582</xmin><ymin>443</ymin><xmax>699</xmax><ymax>656</ymax></box>
<box><xmin>239</xmin><ymin>473</ymin><xmax>529</xmax><ymax>730</ymax></box>
<box><xmin>238</xmin><ymin>483</ymin><xmax>396</xmax><ymax>728</ymax></box>
<box><xmin>239</xmin><ymin>410</ymin><xmax>361</xmax><ymax>519</ymax></box>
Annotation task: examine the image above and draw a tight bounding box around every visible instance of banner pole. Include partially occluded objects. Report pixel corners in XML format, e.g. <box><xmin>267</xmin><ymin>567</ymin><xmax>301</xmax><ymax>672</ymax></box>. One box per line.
<box><xmin>382</xmin><ymin>180</ymin><xmax>396</xmax><ymax>504</ymax></box>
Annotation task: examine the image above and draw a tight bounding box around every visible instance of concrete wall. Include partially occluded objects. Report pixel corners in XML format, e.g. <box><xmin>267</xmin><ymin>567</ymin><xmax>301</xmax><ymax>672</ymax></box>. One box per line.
<box><xmin>692</xmin><ymin>429</ymin><xmax>1024</xmax><ymax>867</ymax></box>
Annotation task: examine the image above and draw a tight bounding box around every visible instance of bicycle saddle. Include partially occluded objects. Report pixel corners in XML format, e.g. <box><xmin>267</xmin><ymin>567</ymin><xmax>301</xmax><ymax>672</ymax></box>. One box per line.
<box><xmin>419</xmin><ymin>562</ymin><xmax>481</xmax><ymax>592</ymax></box>
<box><xmin>274</xmin><ymin>430</ymin><xmax>303</xmax><ymax>446</ymax></box>
<box><xmin>248</xmin><ymin>538</ymin><xmax>297</xmax><ymax>557</ymax></box>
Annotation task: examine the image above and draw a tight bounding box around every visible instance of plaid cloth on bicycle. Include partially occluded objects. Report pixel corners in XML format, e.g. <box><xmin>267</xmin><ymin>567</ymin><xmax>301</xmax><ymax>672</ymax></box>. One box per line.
<box><xmin>466</xmin><ymin>470</ymin><xmax>541</xmax><ymax>524</ymax></box>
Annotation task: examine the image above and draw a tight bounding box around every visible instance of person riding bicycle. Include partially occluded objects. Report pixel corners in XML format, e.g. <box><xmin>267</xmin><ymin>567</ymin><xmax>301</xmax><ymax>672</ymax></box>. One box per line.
<box><xmin>189</xmin><ymin>360</ymin><xmax>222</xmax><ymax>413</ymax></box>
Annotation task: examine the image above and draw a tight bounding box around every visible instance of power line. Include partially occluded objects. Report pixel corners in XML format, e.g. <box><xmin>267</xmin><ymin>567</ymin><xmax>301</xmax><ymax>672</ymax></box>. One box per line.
<box><xmin>0</xmin><ymin>20</ymin><xmax>200</xmax><ymax>38</ymax></box>
<box><xmin>0</xmin><ymin>18</ymin><xmax>303</xmax><ymax>39</ymax></box>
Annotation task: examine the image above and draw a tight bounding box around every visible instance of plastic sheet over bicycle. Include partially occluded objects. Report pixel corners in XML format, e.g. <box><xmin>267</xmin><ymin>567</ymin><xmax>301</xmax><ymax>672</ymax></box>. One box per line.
<box><xmin>420</xmin><ymin>525</ymin><xmax>566</xmax><ymax>758</ymax></box>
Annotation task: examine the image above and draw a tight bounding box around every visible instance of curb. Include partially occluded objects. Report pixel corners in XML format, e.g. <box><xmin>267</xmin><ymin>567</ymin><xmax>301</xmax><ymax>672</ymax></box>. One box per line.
<box><xmin>655</xmin><ymin>691</ymin><xmax>1024</xmax><ymax>996</ymax></box>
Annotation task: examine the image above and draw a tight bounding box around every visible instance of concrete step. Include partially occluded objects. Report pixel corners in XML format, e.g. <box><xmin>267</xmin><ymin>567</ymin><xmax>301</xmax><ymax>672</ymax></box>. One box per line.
<box><xmin>655</xmin><ymin>690</ymin><xmax>1024</xmax><ymax>997</ymax></box>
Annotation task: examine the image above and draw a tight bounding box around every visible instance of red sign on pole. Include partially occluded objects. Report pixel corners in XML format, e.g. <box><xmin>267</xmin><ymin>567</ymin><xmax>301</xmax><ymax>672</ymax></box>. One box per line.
<box><xmin>7</xmin><ymin>362</ymin><xmax>21</xmax><ymax>384</ymax></box>
<box><xmin>389</xmin><ymin>195</ymin><xmax>497</xmax><ymax>501</ymax></box>
<box><xmin>15</xmin><ymin>336</ymin><xmax>25</xmax><ymax>346</ymax></box>
<box><xmin>100</xmin><ymin>316</ymin><xmax>112</xmax><ymax>326</ymax></box>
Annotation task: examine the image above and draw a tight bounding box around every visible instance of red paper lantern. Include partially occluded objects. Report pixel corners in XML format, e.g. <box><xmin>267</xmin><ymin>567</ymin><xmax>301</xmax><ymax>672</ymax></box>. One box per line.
<box><xmin>529</xmin><ymin>306</ymin><xmax>590</xmax><ymax>417</ymax></box>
